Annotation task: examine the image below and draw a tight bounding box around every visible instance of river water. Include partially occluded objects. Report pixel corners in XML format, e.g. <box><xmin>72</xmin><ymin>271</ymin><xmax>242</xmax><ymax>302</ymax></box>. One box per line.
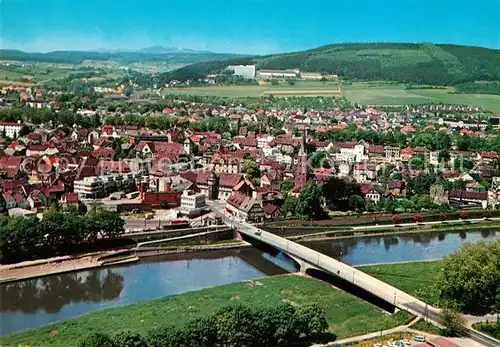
<box><xmin>0</xmin><ymin>230</ymin><xmax>498</xmax><ymax>335</ymax></box>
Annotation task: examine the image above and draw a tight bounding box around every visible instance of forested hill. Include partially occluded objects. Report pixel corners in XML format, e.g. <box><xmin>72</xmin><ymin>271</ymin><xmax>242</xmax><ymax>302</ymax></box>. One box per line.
<box><xmin>164</xmin><ymin>43</ymin><xmax>500</xmax><ymax>85</ymax></box>
<box><xmin>0</xmin><ymin>49</ymin><xmax>242</xmax><ymax>65</ymax></box>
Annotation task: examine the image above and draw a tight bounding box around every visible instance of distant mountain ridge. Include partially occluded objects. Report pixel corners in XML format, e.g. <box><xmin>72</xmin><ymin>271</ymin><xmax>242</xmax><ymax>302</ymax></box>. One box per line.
<box><xmin>164</xmin><ymin>42</ymin><xmax>500</xmax><ymax>85</ymax></box>
<box><xmin>0</xmin><ymin>48</ymin><xmax>239</xmax><ymax>65</ymax></box>
<box><xmin>135</xmin><ymin>46</ymin><xmax>212</xmax><ymax>54</ymax></box>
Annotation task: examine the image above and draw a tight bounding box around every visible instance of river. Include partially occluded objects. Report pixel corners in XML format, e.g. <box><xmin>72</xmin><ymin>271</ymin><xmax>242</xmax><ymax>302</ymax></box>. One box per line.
<box><xmin>0</xmin><ymin>229</ymin><xmax>498</xmax><ymax>335</ymax></box>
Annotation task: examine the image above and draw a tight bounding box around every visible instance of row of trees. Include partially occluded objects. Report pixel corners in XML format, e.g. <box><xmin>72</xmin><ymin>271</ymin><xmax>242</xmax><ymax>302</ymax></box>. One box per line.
<box><xmin>0</xmin><ymin>210</ymin><xmax>125</xmax><ymax>263</ymax></box>
<box><xmin>79</xmin><ymin>303</ymin><xmax>330</xmax><ymax>347</ymax></box>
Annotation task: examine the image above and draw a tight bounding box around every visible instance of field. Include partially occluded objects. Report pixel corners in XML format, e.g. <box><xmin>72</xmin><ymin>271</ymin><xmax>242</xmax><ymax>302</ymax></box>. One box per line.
<box><xmin>0</xmin><ymin>274</ymin><xmax>413</xmax><ymax>347</ymax></box>
<box><xmin>164</xmin><ymin>80</ymin><xmax>342</xmax><ymax>97</ymax></box>
<box><xmin>162</xmin><ymin>80</ymin><xmax>500</xmax><ymax>113</ymax></box>
<box><xmin>358</xmin><ymin>261</ymin><xmax>443</xmax><ymax>306</ymax></box>
<box><xmin>343</xmin><ymin>83</ymin><xmax>500</xmax><ymax>113</ymax></box>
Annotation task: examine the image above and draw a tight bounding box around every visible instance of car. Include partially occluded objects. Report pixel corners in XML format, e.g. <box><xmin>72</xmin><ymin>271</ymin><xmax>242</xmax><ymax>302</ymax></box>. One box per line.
<box><xmin>394</xmin><ymin>341</ymin><xmax>404</xmax><ymax>347</ymax></box>
<box><xmin>414</xmin><ymin>335</ymin><xmax>425</xmax><ymax>342</ymax></box>
<box><xmin>401</xmin><ymin>339</ymin><xmax>411</xmax><ymax>345</ymax></box>
<box><xmin>387</xmin><ymin>342</ymin><xmax>396</xmax><ymax>347</ymax></box>
<box><xmin>255</xmin><ymin>230</ymin><xmax>262</xmax><ymax>236</ymax></box>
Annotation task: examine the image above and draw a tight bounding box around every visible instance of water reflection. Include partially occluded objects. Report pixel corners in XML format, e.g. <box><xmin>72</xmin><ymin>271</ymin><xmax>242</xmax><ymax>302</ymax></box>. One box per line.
<box><xmin>0</xmin><ymin>248</ymin><xmax>292</xmax><ymax>335</ymax></box>
<box><xmin>0</xmin><ymin>230</ymin><xmax>498</xmax><ymax>335</ymax></box>
<box><xmin>0</xmin><ymin>270</ymin><xmax>123</xmax><ymax>314</ymax></box>
<box><xmin>303</xmin><ymin>230</ymin><xmax>499</xmax><ymax>265</ymax></box>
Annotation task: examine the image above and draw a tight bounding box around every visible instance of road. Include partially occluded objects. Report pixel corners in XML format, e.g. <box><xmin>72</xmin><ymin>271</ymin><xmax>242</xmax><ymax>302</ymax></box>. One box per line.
<box><xmin>207</xmin><ymin>201</ymin><xmax>500</xmax><ymax>347</ymax></box>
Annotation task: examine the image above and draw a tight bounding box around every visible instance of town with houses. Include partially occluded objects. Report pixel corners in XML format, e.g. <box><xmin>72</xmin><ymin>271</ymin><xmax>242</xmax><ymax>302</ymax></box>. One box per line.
<box><xmin>0</xmin><ymin>82</ymin><xmax>498</xmax><ymax>226</ymax></box>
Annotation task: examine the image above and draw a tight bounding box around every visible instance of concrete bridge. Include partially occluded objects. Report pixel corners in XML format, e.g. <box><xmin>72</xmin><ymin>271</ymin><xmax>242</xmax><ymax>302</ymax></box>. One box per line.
<box><xmin>207</xmin><ymin>202</ymin><xmax>500</xmax><ymax>347</ymax></box>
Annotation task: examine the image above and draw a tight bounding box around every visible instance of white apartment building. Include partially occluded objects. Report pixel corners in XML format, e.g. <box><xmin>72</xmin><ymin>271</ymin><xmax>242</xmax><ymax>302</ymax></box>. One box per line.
<box><xmin>74</xmin><ymin>173</ymin><xmax>140</xmax><ymax>199</ymax></box>
<box><xmin>180</xmin><ymin>190</ymin><xmax>207</xmax><ymax>216</ymax></box>
<box><xmin>257</xmin><ymin>69</ymin><xmax>299</xmax><ymax>79</ymax></box>
<box><xmin>228</xmin><ymin>65</ymin><xmax>256</xmax><ymax>79</ymax></box>
<box><xmin>0</xmin><ymin>122</ymin><xmax>23</xmax><ymax>138</ymax></box>
<box><xmin>257</xmin><ymin>135</ymin><xmax>275</xmax><ymax>148</ymax></box>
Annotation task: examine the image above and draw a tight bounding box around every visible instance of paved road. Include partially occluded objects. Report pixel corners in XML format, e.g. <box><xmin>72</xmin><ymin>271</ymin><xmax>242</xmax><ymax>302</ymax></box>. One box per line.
<box><xmin>207</xmin><ymin>201</ymin><xmax>500</xmax><ymax>347</ymax></box>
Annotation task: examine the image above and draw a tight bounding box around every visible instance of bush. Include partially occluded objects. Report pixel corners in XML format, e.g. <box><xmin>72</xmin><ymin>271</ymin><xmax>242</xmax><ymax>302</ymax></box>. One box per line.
<box><xmin>79</xmin><ymin>332</ymin><xmax>116</xmax><ymax>347</ymax></box>
<box><xmin>145</xmin><ymin>325</ymin><xmax>185</xmax><ymax>347</ymax></box>
<box><xmin>113</xmin><ymin>330</ymin><xmax>146</xmax><ymax>347</ymax></box>
<box><xmin>459</xmin><ymin>211</ymin><xmax>468</xmax><ymax>219</ymax></box>
<box><xmin>392</xmin><ymin>215</ymin><xmax>401</xmax><ymax>224</ymax></box>
<box><xmin>182</xmin><ymin>316</ymin><xmax>218</xmax><ymax>347</ymax></box>
<box><xmin>414</xmin><ymin>214</ymin><xmax>424</xmax><ymax>223</ymax></box>
<box><xmin>476</xmin><ymin>323</ymin><xmax>500</xmax><ymax>339</ymax></box>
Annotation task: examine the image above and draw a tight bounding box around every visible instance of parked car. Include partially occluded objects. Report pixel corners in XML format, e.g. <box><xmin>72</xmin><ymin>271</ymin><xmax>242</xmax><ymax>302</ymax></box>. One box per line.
<box><xmin>414</xmin><ymin>335</ymin><xmax>426</xmax><ymax>342</ymax></box>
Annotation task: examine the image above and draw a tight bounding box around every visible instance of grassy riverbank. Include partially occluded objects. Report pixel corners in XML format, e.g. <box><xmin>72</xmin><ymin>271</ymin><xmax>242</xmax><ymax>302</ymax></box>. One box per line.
<box><xmin>358</xmin><ymin>261</ymin><xmax>443</xmax><ymax>306</ymax></box>
<box><xmin>0</xmin><ymin>275</ymin><xmax>413</xmax><ymax>347</ymax></box>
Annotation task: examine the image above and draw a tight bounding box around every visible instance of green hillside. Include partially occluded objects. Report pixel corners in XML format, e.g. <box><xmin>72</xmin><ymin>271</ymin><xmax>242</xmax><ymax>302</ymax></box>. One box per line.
<box><xmin>164</xmin><ymin>43</ymin><xmax>500</xmax><ymax>85</ymax></box>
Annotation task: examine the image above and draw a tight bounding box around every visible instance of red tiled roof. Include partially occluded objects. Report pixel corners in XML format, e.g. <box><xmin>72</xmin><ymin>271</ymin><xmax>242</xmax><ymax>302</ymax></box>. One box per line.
<box><xmin>368</xmin><ymin>144</ymin><xmax>384</xmax><ymax>154</ymax></box>
<box><xmin>448</xmin><ymin>189</ymin><xmax>487</xmax><ymax>201</ymax></box>
<box><xmin>65</xmin><ymin>192</ymin><xmax>80</xmax><ymax>203</ymax></box>
<box><xmin>263</xmin><ymin>203</ymin><xmax>279</xmax><ymax>215</ymax></box>
<box><xmin>481</xmin><ymin>151</ymin><xmax>498</xmax><ymax>159</ymax></box>
<box><xmin>400</xmin><ymin>147</ymin><xmax>414</xmax><ymax>155</ymax></box>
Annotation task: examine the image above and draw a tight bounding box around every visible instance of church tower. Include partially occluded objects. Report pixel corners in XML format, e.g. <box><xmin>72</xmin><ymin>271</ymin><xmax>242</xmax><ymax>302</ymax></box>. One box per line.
<box><xmin>207</xmin><ymin>169</ymin><xmax>218</xmax><ymax>200</ymax></box>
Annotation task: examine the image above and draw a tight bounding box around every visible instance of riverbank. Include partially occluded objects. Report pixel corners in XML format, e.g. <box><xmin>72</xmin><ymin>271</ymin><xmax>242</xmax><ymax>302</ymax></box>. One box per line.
<box><xmin>0</xmin><ymin>252</ymin><xmax>139</xmax><ymax>284</ymax></box>
<box><xmin>1</xmin><ymin>223</ymin><xmax>496</xmax><ymax>284</ymax></box>
<box><xmin>358</xmin><ymin>261</ymin><xmax>443</xmax><ymax>306</ymax></box>
<box><xmin>288</xmin><ymin>220</ymin><xmax>500</xmax><ymax>242</ymax></box>
<box><xmin>0</xmin><ymin>274</ymin><xmax>414</xmax><ymax>347</ymax></box>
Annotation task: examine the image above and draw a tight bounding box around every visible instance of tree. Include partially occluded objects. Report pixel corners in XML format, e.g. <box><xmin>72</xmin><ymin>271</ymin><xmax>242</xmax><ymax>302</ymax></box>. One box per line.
<box><xmin>438</xmin><ymin>308</ymin><xmax>467</xmax><ymax>336</ymax></box>
<box><xmin>408</xmin><ymin>174</ymin><xmax>436</xmax><ymax>196</ymax></box>
<box><xmin>438</xmin><ymin>149</ymin><xmax>451</xmax><ymax>164</ymax></box>
<box><xmin>242</xmin><ymin>158</ymin><xmax>261</xmax><ymax>180</ymax></box>
<box><xmin>493</xmin><ymin>292</ymin><xmax>500</xmax><ymax>324</ymax></box>
<box><xmin>214</xmin><ymin>305</ymin><xmax>260</xmax><ymax>347</ymax></box>
<box><xmin>113</xmin><ymin>330</ymin><xmax>146</xmax><ymax>347</ymax></box>
<box><xmin>322</xmin><ymin>177</ymin><xmax>362</xmax><ymax>211</ymax></box>
<box><xmin>294</xmin><ymin>303</ymin><xmax>329</xmax><ymax>336</ymax></box>
<box><xmin>438</xmin><ymin>240</ymin><xmax>500</xmax><ymax>315</ymax></box>
<box><xmin>182</xmin><ymin>316</ymin><xmax>218</xmax><ymax>347</ymax></box>
<box><xmin>258</xmin><ymin>303</ymin><xmax>300</xmax><ymax>345</ymax></box>
<box><xmin>348</xmin><ymin>195</ymin><xmax>365</xmax><ymax>212</ymax></box>
<box><xmin>79</xmin><ymin>332</ymin><xmax>116</xmax><ymax>347</ymax></box>
<box><xmin>282</xmin><ymin>195</ymin><xmax>299</xmax><ymax>217</ymax></box>
<box><xmin>280</xmin><ymin>180</ymin><xmax>294</xmax><ymax>193</ymax></box>
<box><xmin>296</xmin><ymin>180</ymin><xmax>324</xmax><ymax>220</ymax></box>
<box><xmin>146</xmin><ymin>325</ymin><xmax>185</xmax><ymax>347</ymax></box>
<box><xmin>93</xmin><ymin>210</ymin><xmax>125</xmax><ymax>238</ymax></box>
<box><xmin>18</xmin><ymin>125</ymin><xmax>31</xmax><ymax>137</ymax></box>
<box><xmin>309</xmin><ymin>151</ymin><xmax>326</xmax><ymax>168</ymax></box>
<box><xmin>453</xmin><ymin>157</ymin><xmax>474</xmax><ymax>171</ymax></box>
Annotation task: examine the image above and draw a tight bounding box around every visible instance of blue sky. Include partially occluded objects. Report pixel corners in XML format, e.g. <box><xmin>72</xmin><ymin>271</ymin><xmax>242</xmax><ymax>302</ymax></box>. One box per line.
<box><xmin>1</xmin><ymin>0</ymin><xmax>499</xmax><ymax>54</ymax></box>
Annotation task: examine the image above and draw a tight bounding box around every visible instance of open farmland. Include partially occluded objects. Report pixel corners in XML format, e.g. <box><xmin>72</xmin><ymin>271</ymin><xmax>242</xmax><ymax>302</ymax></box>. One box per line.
<box><xmin>164</xmin><ymin>80</ymin><xmax>342</xmax><ymax>97</ymax></box>
<box><xmin>342</xmin><ymin>83</ymin><xmax>500</xmax><ymax>113</ymax></box>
